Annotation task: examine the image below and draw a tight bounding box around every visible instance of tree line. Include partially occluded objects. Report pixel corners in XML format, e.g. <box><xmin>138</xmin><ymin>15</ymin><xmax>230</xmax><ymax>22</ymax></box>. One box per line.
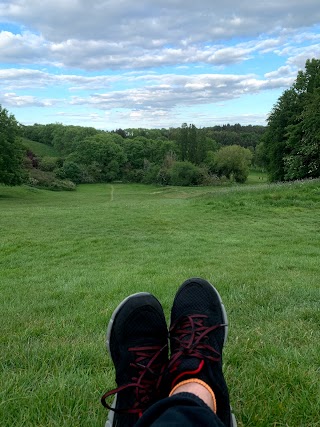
<box><xmin>1</xmin><ymin>58</ymin><xmax>319</xmax><ymax>189</ymax></box>
<box><xmin>17</xmin><ymin>121</ymin><xmax>259</xmax><ymax>188</ymax></box>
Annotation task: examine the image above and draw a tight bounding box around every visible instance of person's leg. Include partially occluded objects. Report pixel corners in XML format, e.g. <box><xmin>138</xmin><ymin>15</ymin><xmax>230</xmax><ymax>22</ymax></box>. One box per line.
<box><xmin>101</xmin><ymin>292</ymin><xmax>168</xmax><ymax>427</ymax></box>
<box><xmin>136</xmin><ymin>277</ymin><xmax>237</xmax><ymax>427</ymax></box>
<box><xmin>135</xmin><ymin>392</ymin><xmax>225</xmax><ymax>427</ymax></box>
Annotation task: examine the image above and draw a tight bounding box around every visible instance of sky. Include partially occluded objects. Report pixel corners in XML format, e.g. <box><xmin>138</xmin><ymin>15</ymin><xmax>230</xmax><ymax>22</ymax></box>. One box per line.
<box><xmin>1</xmin><ymin>1</ymin><xmax>320</xmax><ymax>130</ymax></box>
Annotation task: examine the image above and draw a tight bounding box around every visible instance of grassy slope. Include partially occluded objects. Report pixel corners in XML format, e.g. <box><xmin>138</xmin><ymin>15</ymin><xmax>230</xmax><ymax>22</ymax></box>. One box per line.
<box><xmin>1</xmin><ymin>180</ymin><xmax>319</xmax><ymax>426</ymax></box>
<box><xmin>20</xmin><ymin>137</ymin><xmax>60</xmax><ymax>157</ymax></box>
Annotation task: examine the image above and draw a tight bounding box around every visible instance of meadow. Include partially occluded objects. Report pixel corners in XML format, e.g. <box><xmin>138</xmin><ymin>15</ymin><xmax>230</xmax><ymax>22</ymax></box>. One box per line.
<box><xmin>1</xmin><ymin>178</ymin><xmax>319</xmax><ymax>426</ymax></box>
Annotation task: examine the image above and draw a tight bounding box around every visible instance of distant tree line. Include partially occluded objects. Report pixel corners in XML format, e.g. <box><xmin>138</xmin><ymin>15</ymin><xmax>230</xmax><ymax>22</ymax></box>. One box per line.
<box><xmin>1</xmin><ymin>58</ymin><xmax>319</xmax><ymax>189</ymax></box>
<box><xmin>18</xmin><ymin>121</ymin><xmax>259</xmax><ymax>188</ymax></box>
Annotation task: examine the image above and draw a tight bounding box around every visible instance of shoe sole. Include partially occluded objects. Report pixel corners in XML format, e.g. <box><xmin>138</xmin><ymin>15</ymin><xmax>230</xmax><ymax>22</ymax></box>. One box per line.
<box><xmin>173</xmin><ymin>278</ymin><xmax>237</xmax><ymax>427</ymax></box>
<box><xmin>105</xmin><ymin>292</ymin><xmax>153</xmax><ymax>427</ymax></box>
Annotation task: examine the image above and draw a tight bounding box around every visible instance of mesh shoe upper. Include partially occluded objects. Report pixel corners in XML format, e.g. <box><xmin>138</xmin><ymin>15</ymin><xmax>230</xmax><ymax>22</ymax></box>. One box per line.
<box><xmin>101</xmin><ymin>293</ymin><xmax>168</xmax><ymax>427</ymax></box>
<box><xmin>168</xmin><ymin>278</ymin><xmax>234</xmax><ymax>427</ymax></box>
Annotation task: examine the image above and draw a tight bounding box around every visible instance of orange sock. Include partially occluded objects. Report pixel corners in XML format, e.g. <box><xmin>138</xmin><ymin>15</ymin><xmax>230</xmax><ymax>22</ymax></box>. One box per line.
<box><xmin>169</xmin><ymin>378</ymin><xmax>217</xmax><ymax>413</ymax></box>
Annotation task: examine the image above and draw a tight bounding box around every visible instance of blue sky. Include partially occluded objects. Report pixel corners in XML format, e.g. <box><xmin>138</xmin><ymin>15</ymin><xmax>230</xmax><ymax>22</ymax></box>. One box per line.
<box><xmin>1</xmin><ymin>0</ymin><xmax>320</xmax><ymax>130</ymax></box>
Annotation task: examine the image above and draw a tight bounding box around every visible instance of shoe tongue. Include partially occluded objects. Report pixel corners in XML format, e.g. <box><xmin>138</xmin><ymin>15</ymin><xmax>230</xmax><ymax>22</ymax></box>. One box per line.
<box><xmin>171</xmin><ymin>356</ymin><xmax>204</xmax><ymax>388</ymax></box>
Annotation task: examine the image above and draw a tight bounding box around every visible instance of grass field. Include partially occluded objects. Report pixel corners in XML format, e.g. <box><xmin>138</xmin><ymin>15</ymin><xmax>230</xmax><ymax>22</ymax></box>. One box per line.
<box><xmin>1</xmin><ymin>178</ymin><xmax>319</xmax><ymax>426</ymax></box>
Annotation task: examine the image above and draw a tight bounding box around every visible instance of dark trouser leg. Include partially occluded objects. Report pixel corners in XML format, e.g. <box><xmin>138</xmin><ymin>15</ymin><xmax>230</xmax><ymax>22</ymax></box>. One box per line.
<box><xmin>135</xmin><ymin>392</ymin><xmax>225</xmax><ymax>427</ymax></box>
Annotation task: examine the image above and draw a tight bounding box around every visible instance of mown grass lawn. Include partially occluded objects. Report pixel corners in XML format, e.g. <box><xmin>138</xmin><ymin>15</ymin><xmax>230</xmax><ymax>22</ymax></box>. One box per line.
<box><xmin>1</xmin><ymin>179</ymin><xmax>319</xmax><ymax>426</ymax></box>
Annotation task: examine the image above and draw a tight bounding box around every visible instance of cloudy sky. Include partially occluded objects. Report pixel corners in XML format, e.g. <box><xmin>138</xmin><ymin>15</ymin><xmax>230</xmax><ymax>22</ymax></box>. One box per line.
<box><xmin>1</xmin><ymin>1</ymin><xmax>320</xmax><ymax>130</ymax></box>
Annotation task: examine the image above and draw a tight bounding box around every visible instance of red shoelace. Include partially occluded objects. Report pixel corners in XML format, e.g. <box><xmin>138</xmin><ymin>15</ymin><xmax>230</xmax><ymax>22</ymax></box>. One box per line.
<box><xmin>169</xmin><ymin>314</ymin><xmax>224</xmax><ymax>387</ymax></box>
<box><xmin>101</xmin><ymin>344</ymin><xmax>167</xmax><ymax>417</ymax></box>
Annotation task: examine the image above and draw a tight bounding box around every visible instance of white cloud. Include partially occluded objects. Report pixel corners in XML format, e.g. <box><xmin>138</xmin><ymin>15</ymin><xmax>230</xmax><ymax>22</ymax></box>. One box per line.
<box><xmin>1</xmin><ymin>1</ymin><xmax>319</xmax><ymax>128</ymax></box>
<box><xmin>264</xmin><ymin>66</ymin><xmax>294</xmax><ymax>79</ymax></box>
<box><xmin>0</xmin><ymin>31</ymin><xmax>48</xmax><ymax>63</ymax></box>
<box><xmin>66</xmin><ymin>71</ymin><xmax>292</xmax><ymax>112</ymax></box>
<box><xmin>1</xmin><ymin>92</ymin><xmax>59</xmax><ymax>107</ymax></box>
<box><xmin>2</xmin><ymin>0</ymin><xmax>320</xmax><ymax>44</ymax></box>
<box><xmin>286</xmin><ymin>44</ymin><xmax>320</xmax><ymax>68</ymax></box>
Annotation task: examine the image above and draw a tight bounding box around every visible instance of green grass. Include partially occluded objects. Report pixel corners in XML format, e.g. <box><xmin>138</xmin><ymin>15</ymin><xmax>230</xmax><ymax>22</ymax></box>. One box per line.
<box><xmin>1</xmin><ymin>180</ymin><xmax>319</xmax><ymax>426</ymax></box>
<box><xmin>246</xmin><ymin>169</ymin><xmax>268</xmax><ymax>184</ymax></box>
<box><xmin>20</xmin><ymin>137</ymin><xmax>60</xmax><ymax>157</ymax></box>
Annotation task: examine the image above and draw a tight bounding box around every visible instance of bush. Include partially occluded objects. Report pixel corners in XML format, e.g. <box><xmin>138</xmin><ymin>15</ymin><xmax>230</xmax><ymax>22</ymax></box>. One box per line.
<box><xmin>142</xmin><ymin>164</ymin><xmax>161</xmax><ymax>184</ymax></box>
<box><xmin>213</xmin><ymin>145</ymin><xmax>253</xmax><ymax>183</ymax></box>
<box><xmin>157</xmin><ymin>167</ymin><xmax>171</xmax><ymax>185</ymax></box>
<box><xmin>55</xmin><ymin>161</ymin><xmax>84</xmax><ymax>183</ymax></box>
<box><xmin>27</xmin><ymin>168</ymin><xmax>76</xmax><ymax>191</ymax></box>
<box><xmin>122</xmin><ymin>168</ymin><xmax>145</xmax><ymax>183</ymax></box>
<box><xmin>169</xmin><ymin>161</ymin><xmax>203</xmax><ymax>186</ymax></box>
<box><xmin>38</xmin><ymin>156</ymin><xmax>61</xmax><ymax>172</ymax></box>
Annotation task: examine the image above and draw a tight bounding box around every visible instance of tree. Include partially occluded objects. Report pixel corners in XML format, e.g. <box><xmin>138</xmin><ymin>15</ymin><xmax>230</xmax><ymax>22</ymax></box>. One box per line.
<box><xmin>263</xmin><ymin>88</ymin><xmax>300</xmax><ymax>181</ymax></box>
<box><xmin>264</xmin><ymin>58</ymin><xmax>320</xmax><ymax>181</ymax></box>
<box><xmin>0</xmin><ymin>105</ymin><xmax>25</xmax><ymax>185</ymax></box>
<box><xmin>68</xmin><ymin>133</ymin><xmax>126</xmax><ymax>182</ymax></box>
<box><xmin>214</xmin><ymin>145</ymin><xmax>253</xmax><ymax>183</ymax></box>
<box><xmin>175</xmin><ymin>123</ymin><xmax>212</xmax><ymax>164</ymax></box>
<box><xmin>284</xmin><ymin>88</ymin><xmax>320</xmax><ymax>179</ymax></box>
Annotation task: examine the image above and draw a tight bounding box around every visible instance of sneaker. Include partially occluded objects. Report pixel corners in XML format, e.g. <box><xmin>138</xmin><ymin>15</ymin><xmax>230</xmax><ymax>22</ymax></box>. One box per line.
<box><xmin>168</xmin><ymin>278</ymin><xmax>237</xmax><ymax>427</ymax></box>
<box><xmin>101</xmin><ymin>292</ymin><xmax>168</xmax><ymax>427</ymax></box>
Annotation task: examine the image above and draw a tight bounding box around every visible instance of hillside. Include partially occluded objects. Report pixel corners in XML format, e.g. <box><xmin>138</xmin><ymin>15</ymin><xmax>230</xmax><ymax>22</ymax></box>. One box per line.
<box><xmin>20</xmin><ymin>137</ymin><xmax>60</xmax><ymax>157</ymax></box>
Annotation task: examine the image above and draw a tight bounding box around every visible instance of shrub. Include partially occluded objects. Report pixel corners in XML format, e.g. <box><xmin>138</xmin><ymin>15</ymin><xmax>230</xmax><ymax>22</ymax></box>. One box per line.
<box><xmin>38</xmin><ymin>156</ymin><xmax>61</xmax><ymax>172</ymax></box>
<box><xmin>55</xmin><ymin>161</ymin><xmax>83</xmax><ymax>183</ymax></box>
<box><xmin>142</xmin><ymin>164</ymin><xmax>161</xmax><ymax>184</ymax></box>
<box><xmin>169</xmin><ymin>161</ymin><xmax>203</xmax><ymax>186</ymax></box>
<box><xmin>213</xmin><ymin>145</ymin><xmax>253</xmax><ymax>183</ymax></box>
<box><xmin>27</xmin><ymin>168</ymin><xmax>76</xmax><ymax>191</ymax></box>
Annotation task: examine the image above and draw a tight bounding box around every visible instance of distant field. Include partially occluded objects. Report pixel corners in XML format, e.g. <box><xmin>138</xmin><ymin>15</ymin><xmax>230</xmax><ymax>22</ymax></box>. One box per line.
<box><xmin>20</xmin><ymin>137</ymin><xmax>60</xmax><ymax>157</ymax></box>
<box><xmin>1</xmin><ymin>179</ymin><xmax>319</xmax><ymax>426</ymax></box>
<box><xmin>245</xmin><ymin>169</ymin><xmax>268</xmax><ymax>184</ymax></box>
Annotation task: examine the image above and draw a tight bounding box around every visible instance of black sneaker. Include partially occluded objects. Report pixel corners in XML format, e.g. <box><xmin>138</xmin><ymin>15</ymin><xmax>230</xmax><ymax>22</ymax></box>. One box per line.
<box><xmin>168</xmin><ymin>278</ymin><xmax>237</xmax><ymax>427</ymax></box>
<box><xmin>101</xmin><ymin>292</ymin><xmax>168</xmax><ymax>427</ymax></box>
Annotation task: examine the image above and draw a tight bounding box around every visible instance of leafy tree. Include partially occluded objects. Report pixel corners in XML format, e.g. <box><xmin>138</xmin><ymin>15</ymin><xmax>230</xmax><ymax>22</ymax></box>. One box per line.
<box><xmin>0</xmin><ymin>105</ymin><xmax>25</xmax><ymax>185</ymax></box>
<box><xmin>56</xmin><ymin>161</ymin><xmax>84</xmax><ymax>183</ymax></box>
<box><xmin>264</xmin><ymin>58</ymin><xmax>320</xmax><ymax>181</ymax></box>
<box><xmin>253</xmin><ymin>142</ymin><xmax>267</xmax><ymax>170</ymax></box>
<box><xmin>214</xmin><ymin>145</ymin><xmax>253</xmax><ymax>183</ymax></box>
<box><xmin>68</xmin><ymin>134</ymin><xmax>126</xmax><ymax>182</ymax></box>
<box><xmin>175</xmin><ymin>123</ymin><xmax>215</xmax><ymax>165</ymax></box>
<box><xmin>263</xmin><ymin>88</ymin><xmax>299</xmax><ymax>180</ymax></box>
<box><xmin>284</xmin><ymin>88</ymin><xmax>320</xmax><ymax>179</ymax></box>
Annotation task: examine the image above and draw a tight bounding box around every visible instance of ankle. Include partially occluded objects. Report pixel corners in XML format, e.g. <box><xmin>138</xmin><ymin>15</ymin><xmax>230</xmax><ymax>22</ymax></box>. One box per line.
<box><xmin>169</xmin><ymin>378</ymin><xmax>217</xmax><ymax>413</ymax></box>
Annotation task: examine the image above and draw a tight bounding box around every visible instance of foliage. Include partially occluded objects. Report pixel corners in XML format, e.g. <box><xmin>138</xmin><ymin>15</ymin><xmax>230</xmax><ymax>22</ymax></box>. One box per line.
<box><xmin>0</xmin><ymin>105</ymin><xmax>25</xmax><ymax>185</ymax></box>
<box><xmin>264</xmin><ymin>58</ymin><xmax>320</xmax><ymax>181</ymax></box>
<box><xmin>68</xmin><ymin>133</ymin><xmax>126</xmax><ymax>182</ymax></box>
<box><xmin>204</xmin><ymin>124</ymin><xmax>265</xmax><ymax>149</ymax></box>
<box><xmin>169</xmin><ymin>161</ymin><xmax>204</xmax><ymax>186</ymax></box>
<box><xmin>213</xmin><ymin>145</ymin><xmax>253</xmax><ymax>183</ymax></box>
<box><xmin>28</xmin><ymin>168</ymin><xmax>76</xmax><ymax>191</ymax></box>
<box><xmin>20</xmin><ymin>122</ymin><xmax>267</xmax><ymax>187</ymax></box>
<box><xmin>55</xmin><ymin>161</ymin><xmax>85</xmax><ymax>183</ymax></box>
<box><xmin>141</xmin><ymin>163</ymin><xmax>161</xmax><ymax>184</ymax></box>
<box><xmin>38</xmin><ymin>156</ymin><xmax>62</xmax><ymax>172</ymax></box>
<box><xmin>174</xmin><ymin>123</ymin><xmax>219</xmax><ymax>165</ymax></box>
